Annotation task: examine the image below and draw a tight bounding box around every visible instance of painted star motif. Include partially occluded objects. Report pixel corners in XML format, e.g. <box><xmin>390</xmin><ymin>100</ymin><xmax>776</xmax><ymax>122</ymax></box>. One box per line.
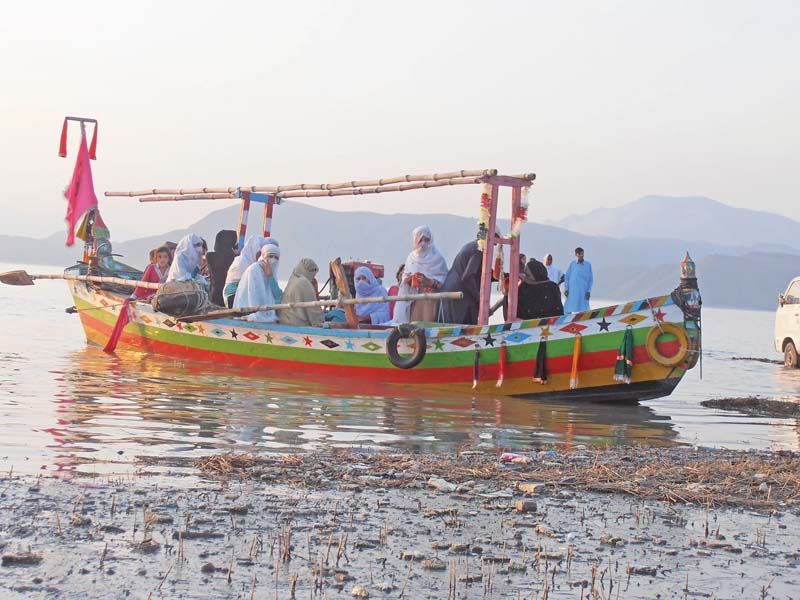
<box><xmin>539</xmin><ymin>326</ymin><xmax>552</xmax><ymax>338</ymax></box>
<box><xmin>345</xmin><ymin>339</ymin><xmax>355</xmax><ymax>350</ymax></box>
<box><xmin>303</xmin><ymin>336</ymin><xmax>313</xmax><ymax>347</ymax></box>
<box><xmin>176</xmin><ymin>322</ymin><xmax>183</xmax><ymax>331</ymax></box>
<box><xmin>598</xmin><ymin>318</ymin><xmax>611</xmax><ymax>332</ymax></box>
<box><xmin>230</xmin><ymin>329</ymin><xmax>238</xmax><ymax>339</ymax></box>
<box><xmin>483</xmin><ymin>333</ymin><xmax>496</xmax><ymax>347</ymax></box>
<box><xmin>196</xmin><ymin>324</ymin><xmax>205</xmax><ymax>334</ymax></box>
<box><xmin>654</xmin><ymin>308</ymin><xmax>666</xmax><ymax>322</ymax></box>
<box><xmin>265</xmin><ymin>333</ymin><xmax>273</xmax><ymax>344</ymax></box>
<box><xmin>433</xmin><ymin>339</ymin><xmax>445</xmax><ymax>351</ymax></box>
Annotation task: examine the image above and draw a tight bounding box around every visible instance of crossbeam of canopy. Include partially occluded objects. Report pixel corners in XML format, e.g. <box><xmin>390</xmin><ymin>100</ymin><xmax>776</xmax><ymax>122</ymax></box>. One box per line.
<box><xmin>104</xmin><ymin>169</ymin><xmax>535</xmax><ymax>202</ymax></box>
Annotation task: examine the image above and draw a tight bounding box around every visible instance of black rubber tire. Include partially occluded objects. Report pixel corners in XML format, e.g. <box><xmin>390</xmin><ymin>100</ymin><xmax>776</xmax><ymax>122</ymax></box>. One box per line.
<box><xmin>784</xmin><ymin>341</ymin><xmax>798</xmax><ymax>368</ymax></box>
<box><xmin>386</xmin><ymin>325</ymin><xmax>427</xmax><ymax>369</ymax></box>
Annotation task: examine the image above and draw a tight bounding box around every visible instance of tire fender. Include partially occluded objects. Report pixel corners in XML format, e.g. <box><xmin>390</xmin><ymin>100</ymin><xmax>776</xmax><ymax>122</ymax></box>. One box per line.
<box><xmin>386</xmin><ymin>325</ymin><xmax>427</xmax><ymax>369</ymax></box>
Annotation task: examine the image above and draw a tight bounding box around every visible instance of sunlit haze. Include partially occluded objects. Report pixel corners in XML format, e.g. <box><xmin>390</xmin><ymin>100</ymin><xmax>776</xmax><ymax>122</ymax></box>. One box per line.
<box><xmin>2</xmin><ymin>0</ymin><xmax>798</xmax><ymax>240</ymax></box>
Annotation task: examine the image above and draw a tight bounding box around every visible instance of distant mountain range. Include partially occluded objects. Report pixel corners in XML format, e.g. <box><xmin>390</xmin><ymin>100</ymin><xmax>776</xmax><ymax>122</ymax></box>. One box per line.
<box><xmin>1</xmin><ymin>197</ymin><xmax>797</xmax><ymax>311</ymax></box>
<box><xmin>552</xmin><ymin>195</ymin><xmax>800</xmax><ymax>253</ymax></box>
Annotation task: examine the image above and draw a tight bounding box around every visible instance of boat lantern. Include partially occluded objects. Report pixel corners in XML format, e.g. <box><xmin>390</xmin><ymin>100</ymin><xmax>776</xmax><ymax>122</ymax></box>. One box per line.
<box><xmin>681</xmin><ymin>251</ymin><xmax>696</xmax><ymax>282</ymax></box>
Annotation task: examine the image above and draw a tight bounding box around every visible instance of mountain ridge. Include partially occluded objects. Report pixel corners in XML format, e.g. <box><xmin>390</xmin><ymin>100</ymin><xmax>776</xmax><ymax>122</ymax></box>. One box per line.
<box><xmin>2</xmin><ymin>200</ymin><xmax>796</xmax><ymax>311</ymax></box>
<box><xmin>553</xmin><ymin>195</ymin><xmax>800</xmax><ymax>252</ymax></box>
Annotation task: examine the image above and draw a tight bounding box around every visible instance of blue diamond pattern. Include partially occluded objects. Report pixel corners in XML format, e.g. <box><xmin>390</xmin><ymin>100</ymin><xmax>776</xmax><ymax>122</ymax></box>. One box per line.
<box><xmin>506</xmin><ymin>332</ymin><xmax>532</xmax><ymax>344</ymax></box>
<box><xmin>281</xmin><ymin>336</ymin><xmax>298</xmax><ymax>345</ymax></box>
<box><xmin>210</xmin><ymin>327</ymin><xmax>226</xmax><ymax>337</ymax></box>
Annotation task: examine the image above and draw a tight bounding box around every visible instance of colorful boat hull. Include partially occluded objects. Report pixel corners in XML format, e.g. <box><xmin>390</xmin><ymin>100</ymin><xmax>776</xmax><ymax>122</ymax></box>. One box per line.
<box><xmin>69</xmin><ymin>276</ymin><xmax>699</xmax><ymax>402</ymax></box>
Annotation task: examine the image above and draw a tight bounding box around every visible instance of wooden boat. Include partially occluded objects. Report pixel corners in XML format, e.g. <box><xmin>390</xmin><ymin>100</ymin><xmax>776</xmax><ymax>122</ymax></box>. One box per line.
<box><xmin>7</xmin><ymin>119</ymin><xmax>703</xmax><ymax>402</ymax></box>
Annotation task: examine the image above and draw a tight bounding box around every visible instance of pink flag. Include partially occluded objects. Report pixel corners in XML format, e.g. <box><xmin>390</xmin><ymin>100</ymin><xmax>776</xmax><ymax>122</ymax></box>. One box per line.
<box><xmin>64</xmin><ymin>132</ymin><xmax>98</xmax><ymax>246</ymax></box>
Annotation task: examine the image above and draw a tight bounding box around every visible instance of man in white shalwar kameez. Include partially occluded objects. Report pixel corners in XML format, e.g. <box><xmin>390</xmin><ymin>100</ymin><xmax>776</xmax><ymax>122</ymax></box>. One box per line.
<box><xmin>564</xmin><ymin>247</ymin><xmax>593</xmax><ymax>313</ymax></box>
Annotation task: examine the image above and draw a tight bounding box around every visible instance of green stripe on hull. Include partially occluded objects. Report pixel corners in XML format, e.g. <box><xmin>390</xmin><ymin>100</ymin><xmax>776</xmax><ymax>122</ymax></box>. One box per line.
<box><xmin>74</xmin><ymin>295</ymin><xmax>665</xmax><ymax>369</ymax></box>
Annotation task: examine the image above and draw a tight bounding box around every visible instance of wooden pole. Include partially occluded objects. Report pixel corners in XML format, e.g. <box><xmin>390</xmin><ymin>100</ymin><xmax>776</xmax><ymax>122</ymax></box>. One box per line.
<box><xmin>131</xmin><ymin>177</ymin><xmax>485</xmax><ymax>203</ymax></box>
<box><xmin>105</xmin><ymin>170</ymin><xmax>499</xmax><ymax>198</ymax></box>
<box><xmin>507</xmin><ymin>186</ymin><xmax>522</xmax><ymax>322</ymax></box>
<box><xmin>236</xmin><ymin>192</ymin><xmax>251</xmax><ymax>251</ymax></box>
<box><xmin>138</xmin><ymin>193</ymin><xmax>236</xmax><ymax>202</ymax></box>
<box><xmin>0</xmin><ymin>271</ymin><xmax>161</xmax><ymax>290</ymax></box>
<box><xmin>477</xmin><ymin>184</ymin><xmax>499</xmax><ymax>326</ymax></box>
<box><xmin>262</xmin><ymin>195</ymin><xmax>275</xmax><ymax>237</ymax></box>
<box><xmin>275</xmin><ymin>177</ymin><xmax>482</xmax><ymax>198</ymax></box>
<box><xmin>179</xmin><ymin>292</ymin><xmax>464</xmax><ymax>323</ymax></box>
<box><xmin>105</xmin><ymin>187</ymin><xmax>238</xmax><ymax>197</ymax></box>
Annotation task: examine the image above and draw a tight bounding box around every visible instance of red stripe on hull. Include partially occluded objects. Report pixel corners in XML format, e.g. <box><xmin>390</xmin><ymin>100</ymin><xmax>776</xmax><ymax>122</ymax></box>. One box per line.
<box><xmin>79</xmin><ymin>312</ymin><xmax>676</xmax><ymax>385</ymax></box>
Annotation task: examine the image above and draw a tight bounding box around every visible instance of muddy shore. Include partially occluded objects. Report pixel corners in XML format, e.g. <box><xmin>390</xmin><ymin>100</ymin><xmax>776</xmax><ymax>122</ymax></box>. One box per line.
<box><xmin>2</xmin><ymin>446</ymin><xmax>799</xmax><ymax>599</ymax></box>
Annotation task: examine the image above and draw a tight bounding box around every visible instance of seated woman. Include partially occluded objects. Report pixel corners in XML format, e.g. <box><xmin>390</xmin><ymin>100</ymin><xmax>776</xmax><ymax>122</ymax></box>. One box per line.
<box><xmin>277</xmin><ymin>259</ymin><xmax>324</xmax><ymax>327</ymax></box>
<box><xmin>205</xmin><ymin>230</ymin><xmax>238</xmax><ymax>306</ymax></box>
<box><xmin>393</xmin><ymin>226</ymin><xmax>449</xmax><ymax>323</ymax></box>
<box><xmin>233</xmin><ymin>244</ymin><xmax>283</xmax><ymax>322</ymax></box>
<box><xmin>133</xmin><ymin>246</ymin><xmax>170</xmax><ymax>300</ymax></box>
<box><xmin>353</xmin><ymin>266</ymin><xmax>390</xmax><ymax>325</ymax></box>
<box><xmin>516</xmin><ymin>259</ymin><xmax>564</xmax><ymax>320</ymax></box>
<box><xmin>223</xmin><ymin>235</ymin><xmax>277</xmax><ymax>308</ymax></box>
<box><xmin>438</xmin><ymin>240</ymin><xmax>482</xmax><ymax>324</ymax></box>
<box><xmin>166</xmin><ymin>234</ymin><xmax>207</xmax><ymax>283</ymax></box>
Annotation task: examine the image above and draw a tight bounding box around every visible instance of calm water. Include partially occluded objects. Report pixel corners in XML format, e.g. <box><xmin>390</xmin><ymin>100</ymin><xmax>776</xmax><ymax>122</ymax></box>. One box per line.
<box><xmin>1</xmin><ymin>262</ymin><xmax>798</xmax><ymax>476</ymax></box>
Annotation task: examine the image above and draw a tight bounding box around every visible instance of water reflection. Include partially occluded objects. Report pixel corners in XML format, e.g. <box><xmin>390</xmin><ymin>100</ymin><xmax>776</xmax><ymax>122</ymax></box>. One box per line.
<box><xmin>37</xmin><ymin>347</ymin><xmax>679</xmax><ymax>473</ymax></box>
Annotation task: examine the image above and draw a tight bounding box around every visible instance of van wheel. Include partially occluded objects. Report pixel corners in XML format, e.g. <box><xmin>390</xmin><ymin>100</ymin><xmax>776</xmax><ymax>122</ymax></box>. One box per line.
<box><xmin>784</xmin><ymin>342</ymin><xmax>798</xmax><ymax>368</ymax></box>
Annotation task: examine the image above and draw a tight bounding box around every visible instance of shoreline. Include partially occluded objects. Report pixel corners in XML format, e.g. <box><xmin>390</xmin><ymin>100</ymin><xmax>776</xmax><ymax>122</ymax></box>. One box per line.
<box><xmin>2</xmin><ymin>445</ymin><xmax>799</xmax><ymax>598</ymax></box>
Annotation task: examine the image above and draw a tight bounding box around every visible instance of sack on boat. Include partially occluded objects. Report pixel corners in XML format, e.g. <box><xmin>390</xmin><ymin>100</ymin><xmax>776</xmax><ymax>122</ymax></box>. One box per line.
<box><xmin>151</xmin><ymin>280</ymin><xmax>210</xmax><ymax>317</ymax></box>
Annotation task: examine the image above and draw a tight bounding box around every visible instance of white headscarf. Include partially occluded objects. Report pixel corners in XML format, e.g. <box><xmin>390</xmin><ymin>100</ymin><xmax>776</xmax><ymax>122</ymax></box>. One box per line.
<box><xmin>403</xmin><ymin>226</ymin><xmax>448</xmax><ymax>283</ymax></box>
<box><xmin>392</xmin><ymin>226</ymin><xmax>449</xmax><ymax>323</ymax></box>
<box><xmin>166</xmin><ymin>233</ymin><xmax>204</xmax><ymax>282</ymax></box>
<box><xmin>232</xmin><ymin>244</ymin><xmax>281</xmax><ymax>322</ymax></box>
<box><xmin>225</xmin><ymin>236</ymin><xmax>277</xmax><ymax>285</ymax></box>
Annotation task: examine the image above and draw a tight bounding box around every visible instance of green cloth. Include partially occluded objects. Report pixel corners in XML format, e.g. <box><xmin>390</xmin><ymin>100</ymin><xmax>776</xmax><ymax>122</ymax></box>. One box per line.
<box><xmin>613</xmin><ymin>327</ymin><xmax>634</xmax><ymax>384</ymax></box>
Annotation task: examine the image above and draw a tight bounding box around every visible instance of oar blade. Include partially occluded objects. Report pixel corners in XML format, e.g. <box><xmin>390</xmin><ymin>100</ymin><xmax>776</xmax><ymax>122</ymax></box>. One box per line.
<box><xmin>0</xmin><ymin>270</ymin><xmax>35</xmax><ymax>286</ymax></box>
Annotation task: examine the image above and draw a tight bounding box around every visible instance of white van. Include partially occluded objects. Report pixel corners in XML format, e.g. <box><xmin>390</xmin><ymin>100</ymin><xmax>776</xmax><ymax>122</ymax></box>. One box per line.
<box><xmin>775</xmin><ymin>276</ymin><xmax>800</xmax><ymax>367</ymax></box>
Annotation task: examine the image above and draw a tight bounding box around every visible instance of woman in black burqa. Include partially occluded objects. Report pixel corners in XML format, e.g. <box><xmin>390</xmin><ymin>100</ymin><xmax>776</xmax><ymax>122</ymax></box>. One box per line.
<box><xmin>205</xmin><ymin>230</ymin><xmax>239</xmax><ymax>306</ymax></box>
<box><xmin>516</xmin><ymin>258</ymin><xmax>564</xmax><ymax>319</ymax></box>
<box><xmin>438</xmin><ymin>240</ymin><xmax>483</xmax><ymax>324</ymax></box>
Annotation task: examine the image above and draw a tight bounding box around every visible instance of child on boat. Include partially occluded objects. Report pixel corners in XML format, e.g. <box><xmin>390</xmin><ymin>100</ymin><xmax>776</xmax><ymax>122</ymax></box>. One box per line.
<box><xmin>233</xmin><ymin>244</ymin><xmax>282</xmax><ymax>322</ymax></box>
<box><xmin>133</xmin><ymin>246</ymin><xmax>170</xmax><ymax>300</ymax></box>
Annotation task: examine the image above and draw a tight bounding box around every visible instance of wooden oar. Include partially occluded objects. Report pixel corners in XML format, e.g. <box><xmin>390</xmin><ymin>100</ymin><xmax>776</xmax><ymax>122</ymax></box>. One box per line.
<box><xmin>0</xmin><ymin>270</ymin><xmax>160</xmax><ymax>290</ymax></box>
<box><xmin>179</xmin><ymin>291</ymin><xmax>464</xmax><ymax>323</ymax></box>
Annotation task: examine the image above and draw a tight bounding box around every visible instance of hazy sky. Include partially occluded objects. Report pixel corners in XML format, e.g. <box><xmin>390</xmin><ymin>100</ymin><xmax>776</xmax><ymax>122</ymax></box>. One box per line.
<box><xmin>1</xmin><ymin>1</ymin><xmax>798</xmax><ymax>240</ymax></box>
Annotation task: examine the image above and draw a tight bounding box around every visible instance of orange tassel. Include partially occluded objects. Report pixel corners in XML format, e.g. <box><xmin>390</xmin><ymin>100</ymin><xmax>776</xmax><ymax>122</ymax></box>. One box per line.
<box><xmin>58</xmin><ymin>118</ymin><xmax>68</xmax><ymax>157</ymax></box>
<box><xmin>569</xmin><ymin>334</ymin><xmax>582</xmax><ymax>389</ymax></box>
<box><xmin>496</xmin><ymin>342</ymin><xmax>507</xmax><ymax>388</ymax></box>
<box><xmin>88</xmin><ymin>122</ymin><xmax>98</xmax><ymax>160</ymax></box>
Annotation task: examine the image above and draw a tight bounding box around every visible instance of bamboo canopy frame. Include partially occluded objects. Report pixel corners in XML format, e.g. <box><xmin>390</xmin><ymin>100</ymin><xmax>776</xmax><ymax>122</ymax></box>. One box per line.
<box><xmin>105</xmin><ymin>168</ymin><xmax>536</xmax><ymax>326</ymax></box>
